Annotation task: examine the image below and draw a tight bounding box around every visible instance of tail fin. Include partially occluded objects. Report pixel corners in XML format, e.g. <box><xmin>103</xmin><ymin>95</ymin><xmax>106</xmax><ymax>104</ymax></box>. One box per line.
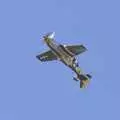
<box><xmin>80</xmin><ymin>81</ymin><xmax>84</xmax><ymax>88</ymax></box>
<box><xmin>80</xmin><ymin>79</ymin><xmax>89</xmax><ymax>88</ymax></box>
<box><xmin>79</xmin><ymin>74</ymin><xmax>91</xmax><ymax>88</ymax></box>
<box><xmin>73</xmin><ymin>74</ymin><xmax>91</xmax><ymax>88</ymax></box>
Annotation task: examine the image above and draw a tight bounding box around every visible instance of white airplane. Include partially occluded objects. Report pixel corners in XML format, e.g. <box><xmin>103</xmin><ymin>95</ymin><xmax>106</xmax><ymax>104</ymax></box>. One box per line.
<box><xmin>36</xmin><ymin>32</ymin><xmax>92</xmax><ymax>88</ymax></box>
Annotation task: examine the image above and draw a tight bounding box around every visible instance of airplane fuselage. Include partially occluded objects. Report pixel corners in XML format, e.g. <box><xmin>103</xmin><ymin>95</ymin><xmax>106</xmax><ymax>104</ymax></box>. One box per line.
<box><xmin>45</xmin><ymin>38</ymin><xmax>75</xmax><ymax>68</ymax></box>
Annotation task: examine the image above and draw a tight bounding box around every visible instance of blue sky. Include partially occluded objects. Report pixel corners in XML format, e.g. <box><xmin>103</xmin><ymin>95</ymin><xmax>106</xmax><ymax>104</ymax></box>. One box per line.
<box><xmin>0</xmin><ymin>0</ymin><xmax>120</xmax><ymax>119</ymax></box>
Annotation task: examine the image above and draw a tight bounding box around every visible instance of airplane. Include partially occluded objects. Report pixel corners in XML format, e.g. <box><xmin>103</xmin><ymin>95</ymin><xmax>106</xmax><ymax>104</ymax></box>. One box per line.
<box><xmin>36</xmin><ymin>32</ymin><xmax>92</xmax><ymax>88</ymax></box>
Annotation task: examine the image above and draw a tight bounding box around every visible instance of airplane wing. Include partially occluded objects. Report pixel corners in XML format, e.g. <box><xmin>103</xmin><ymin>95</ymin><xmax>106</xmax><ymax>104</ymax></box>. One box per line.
<box><xmin>66</xmin><ymin>45</ymin><xmax>87</xmax><ymax>56</ymax></box>
<box><xmin>36</xmin><ymin>50</ymin><xmax>57</xmax><ymax>62</ymax></box>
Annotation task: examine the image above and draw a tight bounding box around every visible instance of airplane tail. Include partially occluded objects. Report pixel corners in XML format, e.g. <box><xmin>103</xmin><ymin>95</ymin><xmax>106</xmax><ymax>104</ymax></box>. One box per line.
<box><xmin>73</xmin><ymin>73</ymin><xmax>92</xmax><ymax>88</ymax></box>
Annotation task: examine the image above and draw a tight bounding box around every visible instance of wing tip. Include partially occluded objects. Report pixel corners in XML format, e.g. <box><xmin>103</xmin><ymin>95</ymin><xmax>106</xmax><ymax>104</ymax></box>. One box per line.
<box><xmin>81</xmin><ymin>44</ymin><xmax>88</xmax><ymax>51</ymax></box>
<box><xmin>36</xmin><ymin>55</ymin><xmax>42</xmax><ymax>61</ymax></box>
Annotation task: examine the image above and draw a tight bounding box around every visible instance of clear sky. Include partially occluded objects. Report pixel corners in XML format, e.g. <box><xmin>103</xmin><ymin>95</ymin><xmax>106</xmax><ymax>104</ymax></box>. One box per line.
<box><xmin>0</xmin><ymin>0</ymin><xmax>120</xmax><ymax>119</ymax></box>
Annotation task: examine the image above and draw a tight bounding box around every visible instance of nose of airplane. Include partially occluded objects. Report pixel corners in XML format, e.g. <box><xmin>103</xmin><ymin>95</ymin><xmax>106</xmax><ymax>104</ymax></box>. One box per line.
<box><xmin>44</xmin><ymin>32</ymin><xmax>55</xmax><ymax>39</ymax></box>
<box><xmin>48</xmin><ymin>32</ymin><xmax>55</xmax><ymax>39</ymax></box>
